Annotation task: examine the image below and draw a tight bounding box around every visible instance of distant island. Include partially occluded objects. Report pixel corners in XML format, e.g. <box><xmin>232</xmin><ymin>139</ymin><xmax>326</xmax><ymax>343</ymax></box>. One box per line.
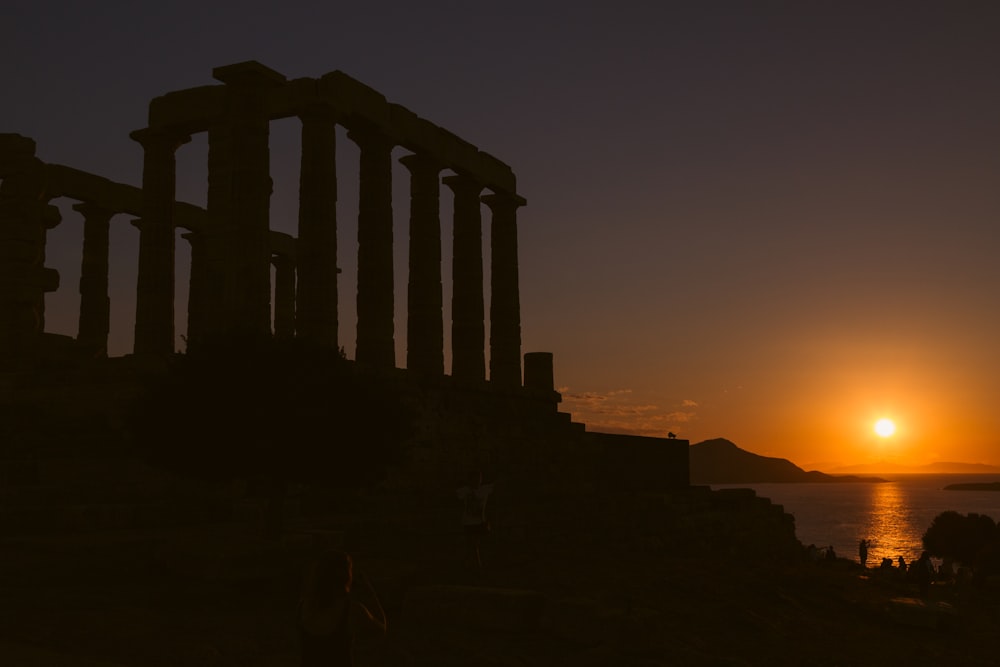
<box><xmin>829</xmin><ymin>461</ymin><xmax>1000</xmax><ymax>475</ymax></box>
<box><xmin>689</xmin><ymin>438</ymin><xmax>887</xmax><ymax>484</ymax></box>
<box><xmin>944</xmin><ymin>482</ymin><xmax>1000</xmax><ymax>491</ymax></box>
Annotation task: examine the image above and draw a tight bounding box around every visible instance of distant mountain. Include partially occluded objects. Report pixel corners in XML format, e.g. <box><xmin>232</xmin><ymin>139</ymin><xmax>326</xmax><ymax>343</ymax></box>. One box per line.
<box><xmin>944</xmin><ymin>482</ymin><xmax>1000</xmax><ymax>491</ymax></box>
<box><xmin>829</xmin><ymin>461</ymin><xmax>1000</xmax><ymax>475</ymax></box>
<box><xmin>690</xmin><ymin>438</ymin><xmax>885</xmax><ymax>484</ymax></box>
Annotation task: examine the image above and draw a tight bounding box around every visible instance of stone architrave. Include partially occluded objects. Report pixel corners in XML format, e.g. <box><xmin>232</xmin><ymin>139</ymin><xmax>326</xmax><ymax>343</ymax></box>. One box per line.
<box><xmin>272</xmin><ymin>253</ymin><xmax>296</xmax><ymax>340</ymax></box>
<box><xmin>400</xmin><ymin>153</ymin><xmax>444</xmax><ymax>376</ymax></box>
<box><xmin>483</xmin><ymin>192</ymin><xmax>526</xmax><ymax>387</ymax></box>
<box><xmin>73</xmin><ymin>202</ymin><xmax>113</xmax><ymax>356</ymax></box>
<box><xmin>296</xmin><ymin>105</ymin><xmax>339</xmax><ymax>347</ymax></box>
<box><xmin>348</xmin><ymin>126</ymin><xmax>395</xmax><ymax>369</ymax></box>
<box><xmin>130</xmin><ymin>128</ymin><xmax>189</xmax><ymax>356</ymax></box>
<box><xmin>444</xmin><ymin>173</ymin><xmax>485</xmax><ymax>382</ymax></box>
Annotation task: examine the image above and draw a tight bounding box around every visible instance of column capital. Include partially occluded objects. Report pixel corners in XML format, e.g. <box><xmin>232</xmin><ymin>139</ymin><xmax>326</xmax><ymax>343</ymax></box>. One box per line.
<box><xmin>481</xmin><ymin>190</ymin><xmax>527</xmax><ymax>209</ymax></box>
<box><xmin>347</xmin><ymin>124</ymin><xmax>394</xmax><ymax>151</ymax></box>
<box><xmin>399</xmin><ymin>152</ymin><xmax>443</xmax><ymax>174</ymax></box>
<box><xmin>40</xmin><ymin>203</ymin><xmax>62</xmax><ymax>230</ymax></box>
<box><xmin>71</xmin><ymin>201</ymin><xmax>116</xmax><ymax>221</ymax></box>
<box><xmin>298</xmin><ymin>102</ymin><xmax>340</xmax><ymax>124</ymax></box>
<box><xmin>129</xmin><ymin>127</ymin><xmax>191</xmax><ymax>153</ymax></box>
<box><xmin>443</xmin><ymin>172</ymin><xmax>484</xmax><ymax>197</ymax></box>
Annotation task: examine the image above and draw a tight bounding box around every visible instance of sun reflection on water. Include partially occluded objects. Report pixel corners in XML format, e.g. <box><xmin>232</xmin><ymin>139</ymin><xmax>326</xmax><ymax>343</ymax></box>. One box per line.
<box><xmin>861</xmin><ymin>482</ymin><xmax>925</xmax><ymax>565</ymax></box>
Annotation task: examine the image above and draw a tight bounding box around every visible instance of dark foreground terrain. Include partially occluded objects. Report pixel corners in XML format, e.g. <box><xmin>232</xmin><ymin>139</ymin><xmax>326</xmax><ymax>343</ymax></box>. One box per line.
<box><xmin>1</xmin><ymin>484</ymin><xmax>998</xmax><ymax>667</ymax></box>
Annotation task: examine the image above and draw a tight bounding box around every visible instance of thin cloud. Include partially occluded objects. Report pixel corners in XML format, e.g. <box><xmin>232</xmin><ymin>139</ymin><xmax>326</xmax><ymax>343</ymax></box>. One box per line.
<box><xmin>558</xmin><ymin>388</ymin><xmax>698</xmax><ymax>438</ymax></box>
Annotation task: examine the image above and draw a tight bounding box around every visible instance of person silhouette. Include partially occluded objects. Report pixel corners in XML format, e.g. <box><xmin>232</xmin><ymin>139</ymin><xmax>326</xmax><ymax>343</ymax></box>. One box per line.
<box><xmin>858</xmin><ymin>539</ymin><xmax>869</xmax><ymax>568</ymax></box>
<box><xmin>298</xmin><ymin>549</ymin><xmax>386</xmax><ymax>667</ymax></box>
<box><xmin>914</xmin><ymin>551</ymin><xmax>934</xmax><ymax>598</ymax></box>
<box><xmin>456</xmin><ymin>470</ymin><xmax>495</xmax><ymax>572</ymax></box>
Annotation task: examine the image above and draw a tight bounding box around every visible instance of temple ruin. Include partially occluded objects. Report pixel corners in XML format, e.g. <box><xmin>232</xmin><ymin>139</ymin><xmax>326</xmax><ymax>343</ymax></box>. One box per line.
<box><xmin>2</xmin><ymin>61</ymin><xmax>523</xmax><ymax>380</ymax></box>
<box><xmin>0</xmin><ymin>61</ymin><xmax>688</xmax><ymax>493</ymax></box>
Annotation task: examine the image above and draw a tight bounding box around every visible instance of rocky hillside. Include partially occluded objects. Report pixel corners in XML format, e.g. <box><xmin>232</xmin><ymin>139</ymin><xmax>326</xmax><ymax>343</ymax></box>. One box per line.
<box><xmin>690</xmin><ymin>438</ymin><xmax>884</xmax><ymax>484</ymax></box>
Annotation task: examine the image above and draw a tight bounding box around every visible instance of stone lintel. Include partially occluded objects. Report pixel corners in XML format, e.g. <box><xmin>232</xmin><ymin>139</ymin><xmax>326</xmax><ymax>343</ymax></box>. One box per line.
<box><xmin>105</xmin><ymin>181</ymin><xmax>144</xmax><ymax>215</ymax></box>
<box><xmin>388</xmin><ymin>104</ymin><xmax>439</xmax><ymax>154</ymax></box>
<box><xmin>45</xmin><ymin>164</ymin><xmax>142</xmax><ymax>214</ymax></box>
<box><xmin>319</xmin><ymin>70</ymin><xmax>390</xmax><ymax>131</ymax></box>
<box><xmin>44</xmin><ymin>165</ymin><xmax>113</xmax><ymax>206</ymax></box>
<box><xmin>212</xmin><ymin>60</ymin><xmax>287</xmax><ymax>87</ymax></box>
<box><xmin>148</xmin><ymin>86</ymin><xmax>227</xmax><ymax>133</ymax></box>
<box><xmin>267</xmin><ymin>77</ymin><xmax>328</xmax><ymax>121</ymax></box>
<box><xmin>434</xmin><ymin>126</ymin><xmax>482</xmax><ymax>175</ymax></box>
<box><xmin>174</xmin><ymin>204</ymin><xmax>208</xmax><ymax>234</ymax></box>
<box><xmin>42</xmin><ymin>163</ymin><xmax>219</xmax><ymax>240</ymax></box>
<box><xmin>477</xmin><ymin>152</ymin><xmax>517</xmax><ymax>195</ymax></box>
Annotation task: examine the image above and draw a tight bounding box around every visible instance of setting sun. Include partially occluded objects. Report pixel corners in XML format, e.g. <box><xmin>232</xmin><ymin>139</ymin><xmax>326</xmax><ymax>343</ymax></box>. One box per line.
<box><xmin>874</xmin><ymin>418</ymin><xmax>896</xmax><ymax>438</ymax></box>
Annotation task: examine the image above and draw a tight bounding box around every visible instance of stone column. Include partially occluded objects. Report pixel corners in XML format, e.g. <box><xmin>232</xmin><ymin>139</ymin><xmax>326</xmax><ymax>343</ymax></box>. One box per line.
<box><xmin>73</xmin><ymin>202</ymin><xmax>113</xmax><ymax>357</ymax></box>
<box><xmin>400</xmin><ymin>153</ymin><xmax>443</xmax><ymax>376</ymax></box>
<box><xmin>204</xmin><ymin>62</ymin><xmax>284</xmax><ymax>345</ymax></box>
<box><xmin>483</xmin><ymin>191</ymin><xmax>526</xmax><ymax>387</ymax></box>
<box><xmin>271</xmin><ymin>253</ymin><xmax>296</xmax><ymax>340</ymax></box>
<box><xmin>0</xmin><ymin>134</ymin><xmax>60</xmax><ymax>367</ymax></box>
<box><xmin>444</xmin><ymin>173</ymin><xmax>485</xmax><ymax>382</ymax></box>
<box><xmin>348</xmin><ymin>126</ymin><xmax>395</xmax><ymax>368</ymax></box>
<box><xmin>523</xmin><ymin>351</ymin><xmax>554</xmax><ymax>392</ymax></box>
<box><xmin>296</xmin><ymin>105</ymin><xmax>339</xmax><ymax>347</ymax></box>
<box><xmin>128</xmin><ymin>128</ymin><xmax>189</xmax><ymax>357</ymax></box>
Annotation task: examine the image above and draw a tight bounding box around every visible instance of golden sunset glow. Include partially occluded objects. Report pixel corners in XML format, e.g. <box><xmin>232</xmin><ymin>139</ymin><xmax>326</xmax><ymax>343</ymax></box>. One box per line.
<box><xmin>874</xmin><ymin>418</ymin><xmax>896</xmax><ymax>438</ymax></box>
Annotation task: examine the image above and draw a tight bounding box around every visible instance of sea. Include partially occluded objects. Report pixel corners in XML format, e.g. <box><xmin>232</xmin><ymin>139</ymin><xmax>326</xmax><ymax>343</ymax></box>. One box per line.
<box><xmin>711</xmin><ymin>474</ymin><xmax>1000</xmax><ymax>567</ymax></box>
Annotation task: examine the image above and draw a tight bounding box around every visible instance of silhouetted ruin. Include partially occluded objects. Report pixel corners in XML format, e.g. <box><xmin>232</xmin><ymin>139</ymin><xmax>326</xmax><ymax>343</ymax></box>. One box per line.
<box><xmin>10</xmin><ymin>61</ymin><xmax>963</xmax><ymax>667</ymax></box>
<box><xmin>1</xmin><ymin>60</ymin><xmax>688</xmax><ymax>500</ymax></box>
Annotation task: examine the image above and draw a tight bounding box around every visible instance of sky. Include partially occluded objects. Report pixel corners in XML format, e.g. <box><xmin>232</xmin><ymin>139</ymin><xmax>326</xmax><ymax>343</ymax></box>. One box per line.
<box><xmin>4</xmin><ymin>1</ymin><xmax>1000</xmax><ymax>470</ymax></box>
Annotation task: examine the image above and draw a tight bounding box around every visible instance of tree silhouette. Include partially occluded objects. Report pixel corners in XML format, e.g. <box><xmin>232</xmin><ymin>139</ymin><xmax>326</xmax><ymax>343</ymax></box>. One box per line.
<box><xmin>126</xmin><ymin>337</ymin><xmax>416</xmax><ymax>538</ymax></box>
<box><xmin>922</xmin><ymin>510</ymin><xmax>1000</xmax><ymax>577</ymax></box>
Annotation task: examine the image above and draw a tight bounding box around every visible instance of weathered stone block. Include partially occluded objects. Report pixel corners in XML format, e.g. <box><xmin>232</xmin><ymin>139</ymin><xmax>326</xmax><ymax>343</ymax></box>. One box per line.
<box><xmin>148</xmin><ymin>86</ymin><xmax>227</xmax><ymax>131</ymax></box>
<box><xmin>435</xmin><ymin>126</ymin><xmax>480</xmax><ymax>170</ymax></box>
<box><xmin>213</xmin><ymin>60</ymin><xmax>286</xmax><ymax>87</ymax></box>
<box><xmin>319</xmin><ymin>70</ymin><xmax>389</xmax><ymax>128</ymax></box>
<box><xmin>478</xmin><ymin>151</ymin><xmax>517</xmax><ymax>194</ymax></box>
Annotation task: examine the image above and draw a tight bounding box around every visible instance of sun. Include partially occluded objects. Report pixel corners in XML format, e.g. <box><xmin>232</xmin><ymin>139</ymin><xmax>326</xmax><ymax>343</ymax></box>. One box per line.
<box><xmin>874</xmin><ymin>418</ymin><xmax>896</xmax><ymax>438</ymax></box>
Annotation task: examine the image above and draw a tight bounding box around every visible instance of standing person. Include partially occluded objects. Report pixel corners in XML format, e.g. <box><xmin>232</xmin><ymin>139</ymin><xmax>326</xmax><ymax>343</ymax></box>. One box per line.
<box><xmin>456</xmin><ymin>470</ymin><xmax>495</xmax><ymax>572</ymax></box>
<box><xmin>858</xmin><ymin>539</ymin><xmax>869</xmax><ymax>568</ymax></box>
<box><xmin>914</xmin><ymin>551</ymin><xmax>934</xmax><ymax>598</ymax></box>
<box><xmin>298</xmin><ymin>549</ymin><xmax>386</xmax><ymax>667</ymax></box>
